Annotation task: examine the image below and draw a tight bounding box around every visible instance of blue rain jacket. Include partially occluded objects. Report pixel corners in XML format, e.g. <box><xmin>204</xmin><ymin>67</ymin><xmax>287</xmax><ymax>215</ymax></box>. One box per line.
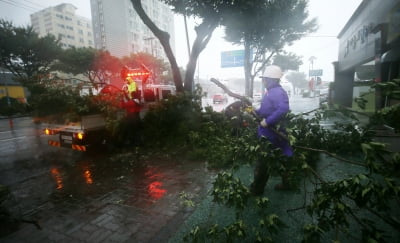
<box><xmin>256</xmin><ymin>78</ymin><xmax>293</xmax><ymax>157</ymax></box>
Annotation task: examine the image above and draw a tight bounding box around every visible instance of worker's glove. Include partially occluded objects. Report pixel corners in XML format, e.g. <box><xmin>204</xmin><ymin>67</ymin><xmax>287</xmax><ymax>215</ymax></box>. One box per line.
<box><xmin>244</xmin><ymin>106</ymin><xmax>254</xmax><ymax>113</ymax></box>
<box><xmin>260</xmin><ymin>118</ymin><xmax>268</xmax><ymax>128</ymax></box>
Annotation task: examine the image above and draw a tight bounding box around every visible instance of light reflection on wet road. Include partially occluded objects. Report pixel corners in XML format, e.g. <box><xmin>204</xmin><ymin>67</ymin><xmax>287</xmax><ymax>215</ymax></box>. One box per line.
<box><xmin>0</xmin><ymin>95</ymin><xmax>320</xmax><ymax>214</ymax></box>
<box><xmin>0</xmin><ymin>94</ymin><xmax>320</xmax><ymax>241</ymax></box>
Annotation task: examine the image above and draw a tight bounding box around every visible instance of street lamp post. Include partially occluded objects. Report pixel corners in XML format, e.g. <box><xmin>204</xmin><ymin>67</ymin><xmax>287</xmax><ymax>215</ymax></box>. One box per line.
<box><xmin>308</xmin><ymin>56</ymin><xmax>317</xmax><ymax>97</ymax></box>
<box><xmin>308</xmin><ymin>56</ymin><xmax>316</xmax><ymax>79</ymax></box>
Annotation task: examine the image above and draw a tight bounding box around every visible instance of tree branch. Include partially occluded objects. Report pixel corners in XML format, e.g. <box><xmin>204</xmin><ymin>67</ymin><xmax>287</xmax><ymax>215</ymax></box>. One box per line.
<box><xmin>211</xmin><ymin>77</ymin><xmax>367</xmax><ymax>168</ymax></box>
<box><xmin>131</xmin><ymin>0</ymin><xmax>183</xmax><ymax>92</ymax></box>
<box><xmin>294</xmin><ymin>146</ymin><xmax>366</xmax><ymax>167</ymax></box>
<box><xmin>210</xmin><ymin>78</ymin><xmax>252</xmax><ymax>106</ymax></box>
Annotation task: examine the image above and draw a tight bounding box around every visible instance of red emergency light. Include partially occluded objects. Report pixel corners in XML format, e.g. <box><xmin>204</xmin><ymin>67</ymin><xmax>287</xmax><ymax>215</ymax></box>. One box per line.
<box><xmin>121</xmin><ymin>66</ymin><xmax>150</xmax><ymax>80</ymax></box>
<box><xmin>126</xmin><ymin>71</ymin><xmax>150</xmax><ymax>77</ymax></box>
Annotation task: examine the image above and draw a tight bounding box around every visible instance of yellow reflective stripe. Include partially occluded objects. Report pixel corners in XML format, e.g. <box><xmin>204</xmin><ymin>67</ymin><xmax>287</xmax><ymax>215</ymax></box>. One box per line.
<box><xmin>128</xmin><ymin>82</ymin><xmax>136</xmax><ymax>92</ymax></box>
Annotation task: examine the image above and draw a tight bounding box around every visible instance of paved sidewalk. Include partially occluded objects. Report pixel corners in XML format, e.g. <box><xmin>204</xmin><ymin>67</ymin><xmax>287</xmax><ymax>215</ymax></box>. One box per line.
<box><xmin>1</xmin><ymin>157</ymin><xmax>214</xmax><ymax>243</ymax></box>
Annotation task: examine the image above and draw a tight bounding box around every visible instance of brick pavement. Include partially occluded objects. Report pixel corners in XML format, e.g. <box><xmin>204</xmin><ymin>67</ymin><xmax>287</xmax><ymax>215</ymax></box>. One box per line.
<box><xmin>1</xmin><ymin>158</ymin><xmax>214</xmax><ymax>243</ymax></box>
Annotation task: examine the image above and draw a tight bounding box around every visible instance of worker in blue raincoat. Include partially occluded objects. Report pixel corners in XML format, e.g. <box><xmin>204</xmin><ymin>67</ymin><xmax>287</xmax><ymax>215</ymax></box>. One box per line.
<box><xmin>250</xmin><ymin>65</ymin><xmax>294</xmax><ymax>196</ymax></box>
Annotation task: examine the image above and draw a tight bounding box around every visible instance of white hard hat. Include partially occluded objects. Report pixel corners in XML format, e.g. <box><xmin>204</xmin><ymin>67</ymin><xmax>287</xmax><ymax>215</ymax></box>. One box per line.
<box><xmin>261</xmin><ymin>65</ymin><xmax>283</xmax><ymax>79</ymax></box>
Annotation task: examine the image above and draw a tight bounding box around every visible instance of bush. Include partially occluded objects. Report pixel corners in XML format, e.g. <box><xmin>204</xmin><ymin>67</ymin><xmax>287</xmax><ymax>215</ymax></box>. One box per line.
<box><xmin>141</xmin><ymin>88</ymin><xmax>204</xmax><ymax>148</ymax></box>
<box><xmin>0</xmin><ymin>97</ymin><xmax>28</xmax><ymax>116</ymax></box>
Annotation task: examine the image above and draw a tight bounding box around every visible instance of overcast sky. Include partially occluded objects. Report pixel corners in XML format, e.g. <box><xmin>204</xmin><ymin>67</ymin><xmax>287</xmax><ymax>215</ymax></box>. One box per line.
<box><xmin>0</xmin><ymin>0</ymin><xmax>362</xmax><ymax>81</ymax></box>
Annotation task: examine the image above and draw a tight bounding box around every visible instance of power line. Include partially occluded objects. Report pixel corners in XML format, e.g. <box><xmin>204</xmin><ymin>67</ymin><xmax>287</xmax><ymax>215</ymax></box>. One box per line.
<box><xmin>305</xmin><ymin>35</ymin><xmax>337</xmax><ymax>38</ymax></box>
<box><xmin>21</xmin><ymin>0</ymin><xmax>46</xmax><ymax>9</ymax></box>
<box><xmin>16</xmin><ymin>0</ymin><xmax>42</xmax><ymax>11</ymax></box>
<box><xmin>0</xmin><ymin>0</ymin><xmax>40</xmax><ymax>12</ymax></box>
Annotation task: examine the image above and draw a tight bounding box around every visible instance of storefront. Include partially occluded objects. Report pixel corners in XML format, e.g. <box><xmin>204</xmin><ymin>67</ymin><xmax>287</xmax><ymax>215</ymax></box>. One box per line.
<box><xmin>333</xmin><ymin>0</ymin><xmax>400</xmax><ymax>110</ymax></box>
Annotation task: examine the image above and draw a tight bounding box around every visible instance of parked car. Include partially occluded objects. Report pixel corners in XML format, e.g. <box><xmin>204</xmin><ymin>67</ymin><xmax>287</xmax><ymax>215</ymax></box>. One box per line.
<box><xmin>213</xmin><ymin>93</ymin><xmax>228</xmax><ymax>104</ymax></box>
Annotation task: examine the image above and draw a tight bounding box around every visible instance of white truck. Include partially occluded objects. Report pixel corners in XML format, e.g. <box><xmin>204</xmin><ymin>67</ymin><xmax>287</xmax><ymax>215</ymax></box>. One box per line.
<box><xmin>41</xmin><ymin>84</ymin><xmax>176</xmax><ymax>152</ymax></box>
<box><xmin>40</xmin><ymin>65</ymin><xmax>177</xmax><ymax>152</ymax></box>
<box><xmin>43</xmin><ymin>114</ymin><xmax>108</xmax><ymax>152</ymax></box>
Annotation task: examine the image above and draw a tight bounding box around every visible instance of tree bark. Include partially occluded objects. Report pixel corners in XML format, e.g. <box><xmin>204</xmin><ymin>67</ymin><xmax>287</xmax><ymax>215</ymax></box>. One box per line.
<box><xmin>131</xmin><ymin>0</ymin><xmax>183</xmax><ymax>92</ymax></box>
<box><xmin>184</xmin><ymin>19</ymin><xmax>218</xmax><ymax>92</ymax></box>
<box><xmin>244</xmin><ymin>38</ymin><xmax>252</xmax><ymax>97</ymax></box>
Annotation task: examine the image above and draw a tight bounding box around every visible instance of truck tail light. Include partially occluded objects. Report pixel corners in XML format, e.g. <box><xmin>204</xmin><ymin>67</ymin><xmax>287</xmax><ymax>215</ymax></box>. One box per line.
<box><xmin>74</xmin><ymin>132</ymin><xmax>84</xmax><ymax>140</ymax></box>
<box><xmin>44</xmin><ymin>128</ymin><xmax>57</xmax><ymax>135</ymax></box>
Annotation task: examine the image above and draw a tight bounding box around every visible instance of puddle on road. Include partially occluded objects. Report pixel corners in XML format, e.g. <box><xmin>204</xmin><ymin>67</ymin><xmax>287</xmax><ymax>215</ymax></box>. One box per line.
<box><xmin>45</xmin><ymin>152</ymin><xmax>202</xmax><ymax>208</ymax></box>
<box><xmin>2</xmin><ymin>148</ymin><xmax>208</xmax><ymax>217</ymax></box>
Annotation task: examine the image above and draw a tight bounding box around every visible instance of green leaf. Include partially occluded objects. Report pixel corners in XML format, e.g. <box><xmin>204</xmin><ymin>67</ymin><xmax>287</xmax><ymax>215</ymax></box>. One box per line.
<box><xmin>362</xmin><ymin>187</ymin><xmax>371</xmax><ymax>198</ymax></box>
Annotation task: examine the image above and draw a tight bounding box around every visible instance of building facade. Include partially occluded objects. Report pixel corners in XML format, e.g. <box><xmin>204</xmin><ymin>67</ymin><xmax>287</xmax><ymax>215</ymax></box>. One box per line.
<box><xmin>0</xmin><ymin>71</ymin><xmax>28</xmax><ymax>103</ymax></box>
<box><xmin>333</xmin><ymin>0</ymin><xmax>400</xmax><ymax>110</ymax></box>
<box><xmin>90</xmin><ymin>0</ymin><xmax>175</xmax><ymax>59</ymax></box>
<box><xmin>30</xmin><ymin>3</ymin><xmax>94</xmax><ymax>49</ymax></box>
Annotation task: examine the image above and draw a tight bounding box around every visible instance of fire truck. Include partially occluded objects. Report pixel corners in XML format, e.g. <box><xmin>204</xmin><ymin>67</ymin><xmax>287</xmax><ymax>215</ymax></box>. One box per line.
<box><xmin>41</xmin><ymin>67</ymin><xmax>175</xmax><ymax>152</ymax></box>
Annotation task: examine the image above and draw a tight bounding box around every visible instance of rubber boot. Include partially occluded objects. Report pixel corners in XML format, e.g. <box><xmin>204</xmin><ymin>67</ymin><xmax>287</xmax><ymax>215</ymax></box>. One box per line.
<box><xmin>250</xmin><ymin>160</ymin><xmax>269</xmax><ymax>196</ymax></box>
<box><xmin>274</xmin><ymin>172</ymin><xmax>292</xmax><ymax>191</ymax></box>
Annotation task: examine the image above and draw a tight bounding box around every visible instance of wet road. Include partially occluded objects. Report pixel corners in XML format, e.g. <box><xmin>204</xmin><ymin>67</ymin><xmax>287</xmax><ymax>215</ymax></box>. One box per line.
<box><xmin>0</xmin><ymin>94</ymin><xmax>320</xmax><ymax>242</ymax></box>
<box><xmin>0</xmin><ymin>116</ymin><xmax>215</xmax><ymax>242</ymax></box>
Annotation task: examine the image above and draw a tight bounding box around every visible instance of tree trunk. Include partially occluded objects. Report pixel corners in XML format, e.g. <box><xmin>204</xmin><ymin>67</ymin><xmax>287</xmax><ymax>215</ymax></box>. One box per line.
<box><xmin>131</xmin><ymin>0</ymin><xmax>183</xmax><ymax>92</ymax></box>
<box><xmin>184</xmin><ymin>19</ymin><xmax>217</xmax><ymax>92</ymax></box>
<box><xmin>243</xmin><ymin>39</ymin><xmax>253</xmax><ymax>97</ymax></box>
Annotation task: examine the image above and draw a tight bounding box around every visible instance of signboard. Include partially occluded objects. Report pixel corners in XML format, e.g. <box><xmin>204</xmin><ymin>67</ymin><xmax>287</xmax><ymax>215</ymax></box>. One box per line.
<box><xmin>221</xmin><ymin>50</ymin><xmax>245</xmax><ymax>68</ymax></box>
<box><xmin>309</xmin><ymin>69</ymin><xmax>323</xmax><ymax>76</ymax></box>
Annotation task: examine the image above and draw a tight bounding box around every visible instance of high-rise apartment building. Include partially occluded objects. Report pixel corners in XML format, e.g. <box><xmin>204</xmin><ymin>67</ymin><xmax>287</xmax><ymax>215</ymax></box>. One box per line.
<box><xmin>30</xmin><ymin>3</ymin><xmax>94</xmax><ymax>49</ymax></box>
<box><xmin>90</xmin><ymin>0</ymin><xmax>175</xmax><ymax>59</ymax></box>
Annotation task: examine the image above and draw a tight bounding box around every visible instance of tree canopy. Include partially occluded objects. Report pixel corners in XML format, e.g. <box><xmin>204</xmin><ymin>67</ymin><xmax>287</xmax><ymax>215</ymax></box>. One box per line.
<box><xmin>56</xmin><ymin>47</ymin><xmax>121</xmax><ymax>88</ymax></box>
<box><xmin>131</xmin><ymin>0</ymin><xmax>316</xmax><ymax>96</ymax></box>
<box><xmin>273</xmin><ymin>52</ymin><xmax>303</xmax><ymax>72</ymax></box>
<box><xmin>121</xmin><ymin>52</ymin><xmax>170</xmax><ymax>84</ymax></box>
<box><xmin>223</xmin><ymin>0</ymin><xmax>317</xmax><ymax>96</ymax></box>
<box><xmin>0</xmin><ymin>19</ymin><xmax>62</xmax><ymax>89</ymax></box>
